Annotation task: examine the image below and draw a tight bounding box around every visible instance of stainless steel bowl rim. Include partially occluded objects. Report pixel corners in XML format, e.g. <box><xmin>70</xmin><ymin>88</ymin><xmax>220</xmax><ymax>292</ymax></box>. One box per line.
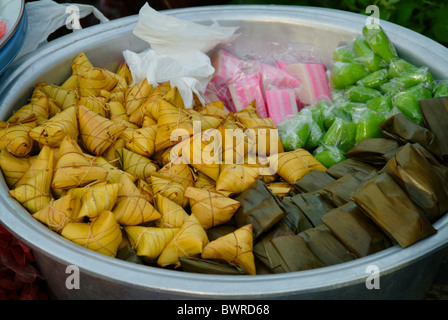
<box><xmin>1</xmin><ymin>5</ymin><xmax>448</xmax><ymax>298</ymax></box>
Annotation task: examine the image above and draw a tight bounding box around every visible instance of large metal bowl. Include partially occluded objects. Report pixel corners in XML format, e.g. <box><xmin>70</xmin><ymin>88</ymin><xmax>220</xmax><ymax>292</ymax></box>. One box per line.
<box><xmin>1</xmin><ymin>5</ymin><xmax>448</xmax><ymax>300</ymax></box>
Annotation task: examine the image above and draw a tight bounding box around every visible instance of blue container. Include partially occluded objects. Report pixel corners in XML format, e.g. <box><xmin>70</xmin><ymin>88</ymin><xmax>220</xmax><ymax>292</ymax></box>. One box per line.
<box><xmin>0</xmin><ymin>0</ymin><xmax>27</xmax><ymax>76</ymax></box>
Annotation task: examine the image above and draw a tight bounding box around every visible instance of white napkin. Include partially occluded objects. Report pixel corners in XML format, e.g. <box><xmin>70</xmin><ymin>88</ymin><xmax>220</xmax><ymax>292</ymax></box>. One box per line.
<box><xmin>16</xmin><ymin>0</ymin><xmax>109</xmax><ymax>59</ymax></box>
<box><xmin>123</xmin><ymin>3</ymin><xmax>239</xmax><ymax>108</ymax></box>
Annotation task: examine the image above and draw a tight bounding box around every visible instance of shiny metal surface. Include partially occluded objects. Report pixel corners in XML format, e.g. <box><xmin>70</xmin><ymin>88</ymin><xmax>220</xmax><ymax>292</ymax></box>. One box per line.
<box><xmin>0</xmin><ymin>5</ymin><xmax>448</xmax><ymax>300</ymax></box>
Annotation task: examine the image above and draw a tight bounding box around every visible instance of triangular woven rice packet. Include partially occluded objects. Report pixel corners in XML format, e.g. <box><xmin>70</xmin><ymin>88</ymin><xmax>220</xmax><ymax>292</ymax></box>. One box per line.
<box><xmin>8</xmin><ymin>96</ymin><xmax>50</xmax><ymax>126</ymax></box>
<box><xmin>9</xmin><ymin>165</ymin><xmax>53</xmax><ymax>213</ymax></box>
<box><xmin>120</xmin><ymin>125</ymin><xmax>157</xmax><ymax>157</ymax></box>
<box><xmin>202</xmin><ymin>223</ymin><xmax>256</xmax><ymax>275</ymax></box>
<box><xmin>157</xmin><ymin>214</ymin><xmax>209</xmax><ymax>268</ymax></box>
<box><xmin>32</xmin><ymin>193</ymin><xmax>82</xmax><ymax>233</ymax></box>
<box><xmin>216</xmin><ymin>164</ymin><xmax>260</xmax><ymax>196</ymax></box>
<box><xmin>116</xmin><ymin>147</ymin><xmax>158</xmax><ymax>181</ymax></box>
<box><xmin>78</xmin><ymin>67</ymin><xmax>119</xmax><ymax>97</ymax></box>
<box><xmin>16</xmin><ymin>145</ymin><xmax>54</xmax><ymax>188</ymax></box>
<box><xmin>124</xmin><ymin>225</ymin><xmax>180</xmax><ymax>261</ymax></box>
<box><xmin>269</xmin><ymin>148</ymin><xmax>327</xmax><ymax>185</ymax></box>
<box><xmin>113</xmin><ymin>174</ymin><xmax>161</xmax><ymax>225</ymax></box>
<box><xmin>154</xmin><ymin>100</ymin><xmax>194</xmax><ymax>152</ymax></box>
<box><xmin>39</xmin><ymin>84</ymin><xmax>78</xmax><ymax>111</ymax></box>
<box><xmin>0</xmin><ymin>114</ymin><xmax>37</xmax><ymax>157</ymax></box>
<box><xmin>29</xmin><ymin>106</ymin><xmax>78</xmax><ymax>148</ymax></box>
<box><xmin>154</xmin><ymin>194</ymin><xmax>190</xmax><ymax>228</ymax></box>
<box><xmin>78</xmin><ymin>105</ymin><xmax>127</xmax><ymax>156</ymax></box>
<box><xmin>68</xmin><ymin>181</ymin><xmax>123</xmax><ymax>219</ymax></box>
<box><xmin>61</xmin><ymin>210</ymin><xmax>123</xmax><ymax>257</ymax></box>
<box><xmin>51</xmin><ymin>135</ymin><xmax>109</xmax><ymax>189</ymax></box>
<box><xmin>0</xmin><ymin>149</ymin><xmax>32</xmax><ymax>189</ymax></box>
<box><xmin>184</xmin><ymin>186</ymin><xmax>241</xmax><ymax>230</ymax></box>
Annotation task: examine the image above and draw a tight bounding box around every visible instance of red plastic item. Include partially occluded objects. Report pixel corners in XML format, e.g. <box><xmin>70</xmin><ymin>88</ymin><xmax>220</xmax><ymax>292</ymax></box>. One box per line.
<box><xmin>0</xmin><ymin>224</ymin><xmax>47</xmax><ymax>300</ymax></box>
<box><xmin>0</xmin><ymin>20</ymin><xmax>6</xmax><ymax>40</ymax></box>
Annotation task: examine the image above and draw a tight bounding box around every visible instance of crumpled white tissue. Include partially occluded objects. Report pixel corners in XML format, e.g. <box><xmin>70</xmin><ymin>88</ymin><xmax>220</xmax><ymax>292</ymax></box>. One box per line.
<box><xmin>123</xmin><ymin>3</ymin><xmax>239</xmax><ymax>108</ymax></box>
<box><xmin>17</xmin><ymin>0</ymin><xmax>109</xmax><ymax>59</ymax></box>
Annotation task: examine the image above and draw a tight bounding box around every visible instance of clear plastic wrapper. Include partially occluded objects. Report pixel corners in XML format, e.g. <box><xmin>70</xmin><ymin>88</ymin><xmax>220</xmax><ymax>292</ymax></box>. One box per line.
<box><xmin>345</xmin><ymin>86</ymin><xmax>382</xmax><ymax>103</ymax></box>
<box><xmin>434</xmin><ymin>81</ymin><xmax>448</xmax><ymax>98</ymax></box>
<box><xmin>353</xmin><ymin>108</ymin><xmax>384</xmax><ymax>144</ymax></box>
<box><xmin>321</xmin><ymin>117</ymin><xmax>357</xmax><ymax>152</ymax></box>
<box><xmin>392</xmin><ymin>89</ymin><xmax>425</xmax><ymax>125</ymax></box>
<box><xmin>391</xmin><ymin>67</ymin><xmax>436</xmax><ymax>92</ymax></box>
<box><xmin>362</xmin><ymin>24</ymin><xmax>398</xmax><ymax>63</ymax></box>
<box><xmin>332</xmin><ymin>44</ymin><xmax>357</xmax><ymax>63</ymax></box>
<box><xmin>313</xmin><ymin>144</ymin><xmax>347</xmax><ymax>168</ymax></box>
<box><xmin>276</xmin><ymin>61</ymin><xmax>332</xmax><ymax>106</ymax></box>
<box><xmin>366</xmin><ymin>95</ymin><xmax>393</xmax><ymax>121</ymax></box>
<box><xmin>265</xmin><ymin>89</ymin><xmax>298</xmax><ymax>126</ymax></box>
<box><xmin>330</xmin><ymin>62</ymin><xmax>369</xmax><ymax>90</ymax></box>
<box><xmin>387</xmin><ymin>58</ymin><xmax>417</xmax><ymax>78</ymax></box>
<box><xmin>357</xmin><ymin>69</ymin><xmax>388</xmax><ymax>89</ymax></box>
<box><xmin>352</xmin><ymin>36</ymin><xmax>386</xmax><ymax>72</ymax></box>
<box><xmin>277</xmin><ymin>115</ymin><xmax>310</xmax><ymax>151</ymax></box>
<box><xmin>228</xmin><ymin>72</ymin><xmax>267</xmax><ymax>116</ymax></box>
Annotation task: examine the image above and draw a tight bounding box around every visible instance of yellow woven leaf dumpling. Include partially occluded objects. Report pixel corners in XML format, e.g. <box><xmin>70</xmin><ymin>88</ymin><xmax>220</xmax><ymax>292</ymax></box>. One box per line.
<box><xmin>154</xmin><ymin>194</ymin><xmax>190</xmax><ymax>228</ymax></box>
<box><xmin>0</xmin><ymin>115</ymin><xmax>37</xmax><ymax>157</ymax></box>
<box><xmin>15</xmin><ymin>145</ymin><xmax>54</xmax><ymax>188</ymax></box>
<box><xmin>0</xmin><ymin>149</ymin><xmax>32</xmax><ymax>189</ymax></box>
<box><xmin>71</xmin><ymin>52</ymin><xmax>94</xmax><ymax>76</ymax></box>
<box><xmin>61</xmin><ymin>210</ymin><xmax>122</xmax><ymax>257</ymax></box>
<box><xmin>51</xmin><ymin>135</ymin><xmax>109</xmax><ymax>189</ymax></box>
<box><xmin>157</xmin><ymin>162</ymin><xmax>194</xmax><ymax>189</ymax></box>
<box><xmin>154</xmin><ymin>100</ymin><xmax>194</xmax><ymax>152</ymax></box>
<box><xmin>124</xmin><ymin>226</ymin><xmax>180</xmax><ymax>261</ymax></box>
<box><xmin>78</xmin><ymin>105</ymin><xmax>127</xmax><ymax>156</ymax></box>
<box><xmin>32</xmin><ymin>193</ymin><xmax>82</xmax><ymax>233</ymax></box>
<box><xmin>68</xmin><ymin>181</ymin><xmax>123</xmax><ymax>219</ymax></box>
<box><xmin>8</xmin><ymin>96</ymin><xmax>50</xmax><ymax>126</ymax></box>
<box><xmin>150</xmin><ymin>172</ymin><xmax>189</xmax><ymax>208</ymax></box>
<box><xmin>125</xmin><ymin>78</ymin><xmax>153</xmax><ymax>117</ymax></box>
<box><xmin>238</xmin><ymin>115</ymin><xmax>284</xmax><ymax>157</ymax></box>
<box><xmin>187</xmin><ymin>109</ymin><xmax>222</xmax><ymax>131</ymax></box>
<box><xmin>202</xmin><ymin>224</ymin><xmax>256</xmax><ymax>275</ymax></box>
<box><xmin>29</xmin><ymin>106</ymin><xmax>78</xmax><ymax>148</ymax></box>
<box><xmin>78</xmin><ymin>67</ymin><xmax>119</xmax><ymax>97</ymax></box>
<box><xmin>174</xmin><ymin>132</ymin><xmax>222</xmax><ymax>181</ymax></box>
<box><xmin>108</xmin><ymin>100</ymin><xmax>129</xmax><ymax>123</ymax></box>
<box><xmin>269</xmin><ymin>148</ymin><xmax>327</xmax><ymax>185</ymax></box>
<box><xmin>78</xmin><ymin>96</ymin><xmax>108</xmax><ymax>117</ymax></box>
<box><xmin>193</xmin><ymin>171</ymin><xmax>217</xmax><ymax>193</ymax></box>
<box><xmin>92</xmin><ymin>156</ymin><xmax>133</xmax><ymax>183</ymax></box>
<box><xmin>109</xmin><ymin>72</ymin><xmax>128</xmax><ymax>104</ymax></box>
<box><xmin>113</xmin><ymin>174</ymin><xmax>161</xmax><ymax>225</ymax></box>
<box><xmin>9</xmin><ymin>165</ymin><xmax>53</xmax><ymax>214</ymax></box>
<box><xmin>216</xmin><ymin>164</ymin><xmax>260</xmax><ymax>196</ymax></box>
<box><xmin>120</xmin><ymin>125</ymin><xmax>157</xmax><ymax>158</ymax></box>
<box><xmin>116</xmin><ymin>147</ymin><xmax>158</xmax><ymax>181</ymax></box>
<box><xmin>184</xmin><ymin>186</ymin><xmax>241</xmax><ymax>230</ymax></box>
<box><xmin>219</xmin><ymin>114</ymin><xmax>249</xmax><ymax>165</ymax></box>
<box><xmin>39</xmin><ymin>84</ymin><xmax>78</xmax><ymax>111</ymax></box>
<box><xmin>157</xmin><ymin>214</ymin><xmax>209</xmax><ymax>268</ymax></box>
<box><xmin>116</xmin><ymin>62</ymin><xmax>133</xmax><ymax>86</ymax></box>
<box><xmin>234</xmin><ymin>100</ymin><xmax>260</xmax><ymax>120</ymax></box>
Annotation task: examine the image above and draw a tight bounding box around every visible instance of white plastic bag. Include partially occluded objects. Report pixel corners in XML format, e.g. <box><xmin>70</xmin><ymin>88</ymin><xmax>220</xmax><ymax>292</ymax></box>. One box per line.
<box><xmin>123</xmin><ymin>3</ymin><xmax>239</xmax><ymax>108</ymax></box>
<box><xmin>16</xmin><ymin>0</ymin><xmax>109</xmax><ymax>59</ymax></box>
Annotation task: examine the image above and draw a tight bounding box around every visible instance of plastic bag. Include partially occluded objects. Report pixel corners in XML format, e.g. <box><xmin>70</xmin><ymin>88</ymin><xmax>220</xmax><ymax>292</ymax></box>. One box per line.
<box><xmin>16</xmin><ymin>0</ymin><xmax>109</xmax><ymax>59</ymax></box>
<box><xmin>123</xmin><ymin>4</ymin><xmax>239</xmax><ymax>109</ymax></box>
